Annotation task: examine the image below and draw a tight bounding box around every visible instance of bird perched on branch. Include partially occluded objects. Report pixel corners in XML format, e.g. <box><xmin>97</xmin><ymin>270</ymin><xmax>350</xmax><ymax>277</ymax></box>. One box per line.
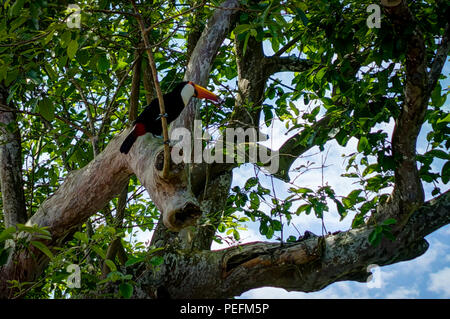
<box><xmin>120</xmin><ymin>81</ymin><xmax>219</xmax><ymax>154</ymax></box>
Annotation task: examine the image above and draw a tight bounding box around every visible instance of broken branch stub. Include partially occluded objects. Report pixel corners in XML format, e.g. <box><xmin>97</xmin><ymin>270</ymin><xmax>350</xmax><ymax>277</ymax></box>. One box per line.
<box><xmin>126</xmin><ymin>131</ymin><xmax>201</xmax><ymax>231</ymax></box>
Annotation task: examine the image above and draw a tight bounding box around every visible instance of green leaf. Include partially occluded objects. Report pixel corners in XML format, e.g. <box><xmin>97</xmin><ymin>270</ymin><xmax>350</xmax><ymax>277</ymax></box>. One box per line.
<box><xmin>315</xmin><ymin>68</ymin><xmax>326</xmax><ymax>83</ymax></box>
<box><xmin>296</xmin><ymin>203</ymin><xmax>311</xmax><ymax>215</ymax></box>
<box><xmin>441</xmin><ymin>161</ymin><xmax>450</xmax><ymax>184</ymax></box>
<box><xmin>244</xmin><ymin>177</ymin><xmax>258</xmax><ymax>190</ymax></box>
<box><xmin>9</xmin><ymin>0</ymin><xmax>26</xmax><ymax>17</ymax></box>
<box><xmin>437</xmin><ymin>113</ymin><xmax>450</xmax><ymax>124</ymax></box>
<box><xmin>0</xmin><ymin>248</ymin><xmax>11</xmax><ymax>266</ymax></box>
<box><xmin>44</xmin><ymin>63</ymin><xmax>57</xmax><ymax>81</ymax></box>
<box><xmin>334</xmin><ymin>199</ymin><xmax>347</xmax><ymax>220</ymax></box>
<box><xmin>9</xmin><ymin>16</ymin><xmax>28</xmax><ymax>33</ymax></box>
<box><xmin>431</xmin><ymin>83</ymin><xmax>446</xmax><ymax>107</ymax></box>
<box><xmin>97</xmin><ymin>55</ymin><xmax>110</xmax><ymax>73</ymax></box>
<box><xmin>286</xmin><ymin>235</ymin><xmax>297</xmax><ymax>243</ymax></box>
<box><xmin>60</xmin><ymin>31</ymin><xmax>72</xmax><ymax>48</ymax></box>
<box><xmin>67</xmin><ymin>40</ymin><xmax>79</xmax><ymax>60</ymax></box>
<box><xmin>105</xmin><ymin>259</ymin><xmax>117</xmax><ymax>272</ymax></box>
<box><xmin>242</xmin><ymin>32</ymin><xmax>250</xmax><ymax>56</ymax></box>
<box><xmin>5</xmin><ymin>68</ymin><xmax>19</xmax><ymax>86</ymax></box>
<box><xmin>291</xmin><ymin>187</ymin><xmax>314</xmax><ymax>194</ymax></box>
<box><xmin>368</xmin><ymin>228</ymin><xmax>382</xmax><ymax>246</ymax></box>
<box><xmin>233</xmin><ymin>24</ymin><xmax>252</xmax><ymax>35</ymax></box>
<box><xmin>426</xmin><ymin>149</ymin><xmax>450</xmax><ymax>160</ymax></box>
<box><xmin>259</xmin><ymin>221</ymin><xmax>268</xmax><ymax>235</ymax></box>
<box><xmin>271</xmin><ymin>219</ymin><xmax>282</xmax><ymax>231</ymax></box>
<box><xmin>0</xmin><ymin>227</ymin><xmax>16</xmax><ymax>242</ymax></box>
<box><xmin>249</xmin><ymin>192</ymin><xmax>260</xmax><ymax>209</ymax></box>
<box><xmin>149</xmin><ymin>256</ymin><xmax>164</xmax><ymax>267</ymax></box>
<box><xmin>125</xmin><ymin>256</ymin><xmax>145</xmax><ymax>267</ymax></box>
<box><xmin>382</xmin><ymin>218</ymin><xmax>397</xmax><ymax>226</ymax></box>
<box><xmin>38</xmin><ymin>97</ymin><xmax>55</xmax><ymax>121</ymax></box>
<box><xmin>30</xmin><ymin>241</ymin><xmax>54</xmax><ymax>260</ymax></box>
<box><xmin>351</xmin><ymin>213</ymin><xmax>366</xmax><ymax>229</ymax></box>
<box><xmin>233</xmin><ymin>229</ymin><xmax>240</xmax><ymax>241</ymax></box>
<box><xmin>91</xmin><ymin>246</ymin><xmax>106</xmax><ymax>259</ymax></box>
<box><xmin>73</xmin><ymin>231</ymin><xmax>89</xmax><ymax>244</ymax></box>
<box><xmin>296</xmin><ymin>8</ymin><xmax>309</xmax><ymax>26</ymax></box>
<box><xmin>119</xmin><ymin>283</ymin><xmax>133</xmax><ymax>299</ymax></box>
<box><xmin>357</xmin><ymin>136</ymin><xmax>369</xmax><ymax>153</ymax></box>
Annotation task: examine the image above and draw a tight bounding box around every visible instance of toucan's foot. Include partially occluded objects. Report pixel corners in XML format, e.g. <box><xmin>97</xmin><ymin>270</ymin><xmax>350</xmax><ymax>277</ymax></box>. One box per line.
<box><xmin>157</xmin><ymin>113</ymin><xmax>169</xmax><ymax>120</ymax></box>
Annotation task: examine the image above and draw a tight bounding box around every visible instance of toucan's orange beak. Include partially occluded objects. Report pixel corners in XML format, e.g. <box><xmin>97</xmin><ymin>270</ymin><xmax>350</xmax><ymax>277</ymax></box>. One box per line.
<box><xmin>191</xmin><ymin>82</ymin><xmax>219</xmax><ymax>103</ymax></box>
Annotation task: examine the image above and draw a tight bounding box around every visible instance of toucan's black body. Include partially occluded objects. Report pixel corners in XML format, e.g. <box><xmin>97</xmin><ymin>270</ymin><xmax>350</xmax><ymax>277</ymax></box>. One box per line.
<box><xmin>120</xmin><ymin>82</ymin><xmax>187</xmax><ymax>154</ymax></box>
<box><xmin>135</xmin><ymin>81</ymin><xmax>187</xmax><ymax>136</ymax></box>
<box><xmin>120</xmin><ymin>81</ymin><xmax>218</xmax><ymax>155</ymax></box>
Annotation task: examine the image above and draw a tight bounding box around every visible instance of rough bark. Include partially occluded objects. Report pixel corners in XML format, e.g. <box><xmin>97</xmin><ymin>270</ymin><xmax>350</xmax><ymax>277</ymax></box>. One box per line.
<box><xmin>173</xmin><ymin>0</ymin><xmax>239</xmax><ymax>132</ymax></box>
<box><xmin>371</xmin><ymin>0</ymin><xmax>444</xmax><ymax>229</ymax></box>
<box><xmin>0</xmin><ymin>86</ymin><xmax>27</xmax><ymax>228</ymax></box>
<box><xmin>133</xmin><ymin>191</ymin><xmax>449</xmax><ymax>299</ymax></box>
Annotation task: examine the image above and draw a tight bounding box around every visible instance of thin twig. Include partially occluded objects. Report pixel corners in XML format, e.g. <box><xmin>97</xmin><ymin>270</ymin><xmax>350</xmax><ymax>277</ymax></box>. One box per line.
<box><xmin>0</xmin><ymin>104</ymin><xmax>93</xmax><ymax>138</ymax></box>
<box><xmin>143</xmin><ymin>1</ymin><xmax>206</xmax><ymax>35</ymax></box>
<box><xmin>86</xmin><ymin>8</ymin><xmax>139</xmax><ymax>17</ymax></box>
<box><xmin>131</xmin><ymin>0</ymin><xmax>171</xmax><ymax>179</ymax></box>
<box><xmin>97</xmin><ymin>56</ymin><xmax>140</xmax><ymax>138</ymax></box>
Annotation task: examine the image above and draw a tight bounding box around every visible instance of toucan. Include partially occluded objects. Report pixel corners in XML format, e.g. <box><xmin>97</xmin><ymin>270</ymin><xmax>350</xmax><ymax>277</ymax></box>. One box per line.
<box><xmin>120</xmin><ymin>81</ymin><xmax>219</xmax><ymax>154</ymax></box>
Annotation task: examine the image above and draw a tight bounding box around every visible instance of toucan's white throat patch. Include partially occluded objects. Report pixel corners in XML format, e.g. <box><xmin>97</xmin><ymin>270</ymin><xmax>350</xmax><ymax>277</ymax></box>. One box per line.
<box><xmin>181</xmin><ymin>83</ymin><xmax>195</xmax><ymax>106</ymax></box>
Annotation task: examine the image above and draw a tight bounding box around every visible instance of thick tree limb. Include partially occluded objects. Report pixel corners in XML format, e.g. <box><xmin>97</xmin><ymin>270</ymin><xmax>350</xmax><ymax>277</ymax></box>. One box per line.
<box><xmin>427</xmin><ymin>22</ymin><xmax>450</xmax><ymax>95</ymax></box>
<box><xmin>271</xmin><ymin>115</ymin><xmax>338</xmax><ymax>181</ymax></box>
<box><xmin>173</xmin><ymin>0</ymin><xmax>239</xmax><ymax>132</ymax></box>
<box><xmin>263</xmin><ymin>56</ymin><xmax>315</xmax><ymax>77</ymax></box>
<box><xmin>135</xmin><ymin>191</ymin><xmax>449</xmax><ymax>298</ymax></box>
<box><xmin>374</xmin><ymin>0</ymin><xmax>428</xmax><ymax>227</ymax></box>
<box><xmin>0</xmin><ymin>134</ymin><xmax>132</xmax><ymax>297</ymax></box>
<box><xmin>0</xmin><ymin>87</ymin><xmax>27</xmax><ymax>228</ymax></box>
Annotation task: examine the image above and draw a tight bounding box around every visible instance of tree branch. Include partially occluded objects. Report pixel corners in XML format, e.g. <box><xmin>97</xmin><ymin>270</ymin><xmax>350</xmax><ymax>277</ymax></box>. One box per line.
<box><xmin>0</xmin><ymin>87</ymin><xmax>27</xmax><ymax>228</ymax></box>
<box><xmin>374</xmin><ymin>0</ymin><xmax>428</xmax><ymax>227</ymax></box>
<box><xmin>273</xmin><ymin>34</ymin><xmax>302</xmax><ymax>57</ymax></box>
<box><xmin>427</xmin><ymin>22</ymin><xmax>450</xmax><ymax>95</ymax></box>
<box><xmin>172</xmin><ymin>0</ymin><xmax>239</xmax><ymax>131</ymax></box>
<box><xmin>131</xmin><ymin>0</ymin><xmax>171</xmax><ymax>179</ymax></box>
<box><xmin>263</xmin><ymin>56</ymin><xmax>315</xmax><ymax>77</ymax></box>
<box><xmin>271</xmin><ymin>114</ymin><xmax>339</xmax><ymax>181</ymax></box>
<box><xmin>135</xmin><ymin>190</ymin><xmax>449</xmax><ymax>298</ymax></box>
<box><xmin>0</xmin><ymin>133</ymin><xmax>132</xmax><ymax>297</ymax></box>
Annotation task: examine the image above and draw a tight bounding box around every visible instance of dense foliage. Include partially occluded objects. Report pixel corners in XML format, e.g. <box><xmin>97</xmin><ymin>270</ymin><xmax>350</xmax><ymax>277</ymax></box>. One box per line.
<box><xmin>0</xmin><ymin>0</ymin><xmax>448</xmax><ymax>298</ymax></box>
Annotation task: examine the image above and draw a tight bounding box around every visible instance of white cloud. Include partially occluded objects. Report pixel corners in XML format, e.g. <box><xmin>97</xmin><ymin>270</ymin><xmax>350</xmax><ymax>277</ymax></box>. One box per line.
<box><xmin>428</xmin><ymin>267</ymin><xmax>450</xmax><ymax>297</ymax></box>
<box><xmin>240</xmin><ymin>281</ymin><xmax>373</xmax><ymax>299</ymax></box>
<box><xmin>385</xmin><ymin>286</ymin><xmax>420</xmax><ymax>299</ymax></box>
<box><xmin>439</xmin><ymin>225</ymin><xmax>450</xmax><ymax>237</ymax></box>
<box><xmin>398</xmin><ymin>238</ymin><xmax>449</xmax><ymax>275</ymax></box>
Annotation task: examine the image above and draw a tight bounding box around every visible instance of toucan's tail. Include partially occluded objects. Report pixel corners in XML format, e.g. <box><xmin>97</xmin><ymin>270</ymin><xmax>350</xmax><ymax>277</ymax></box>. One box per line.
<box><xmin>120</xmin><ymin>132</ymin><xmax>137</xmax><ymax>154</ymax></box>
<box><xmin>120</xmin><ymin>123</ymin><xmax>146</xmax><ymax>154</ymax></box>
